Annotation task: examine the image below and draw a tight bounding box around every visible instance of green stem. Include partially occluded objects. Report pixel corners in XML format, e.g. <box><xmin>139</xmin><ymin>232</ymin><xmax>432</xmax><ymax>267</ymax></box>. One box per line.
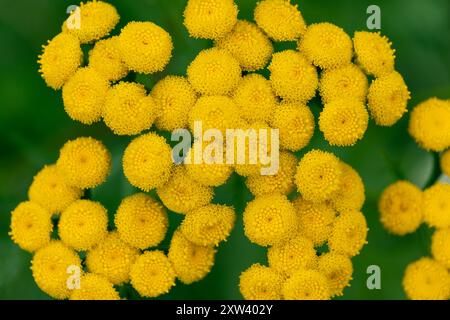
<box><xmin>424</xmin><ymin>152</ymin><xmax>441</xmax><ymax>189</ymax></box>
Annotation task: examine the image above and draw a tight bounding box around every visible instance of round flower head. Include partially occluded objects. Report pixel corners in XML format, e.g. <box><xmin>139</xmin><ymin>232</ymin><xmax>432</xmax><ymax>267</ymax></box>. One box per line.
<box><xmin>58</xmin><ymin>200</ymin><xmax>108</xmax><ymax>251</ymax></box>
<box><xmin>130</xmin><ymin>250</ymin><xmax>176</xmax><ymax>298</ymax></box>
<box><xmin>38</xmin><ymin>33</ymin><xmax>82</xmax><ymax>90</ymax></box>
<box><xmin>408</xmin><ymin>98</ymin><xmax>450</xmax><ymax>151</ymax></box>
<box><xmin>180</xmin><ymin>204</ymin><xmax>236</xmax><ymax>246</ymax></box>
<box><xmin>282</xmin><ymin>268</ymin><xmax>331</xmax><ymax>300</ymax></box>
<box><xmin>232</xmin><ymin>74</ymin><xmax>277</xmax><ymax>123</ymax></box>
<box><xmin>379</xmin><ymin>180</ymin><xmax>423</xmax><ymax>235</ymax></box>
<box><xmin>317</xmin><ymin>252</ymin><xmax>353</xmax><ymax>297</ymax></box>
<box><xmin>118</xmin><ymin>21</ymin><xmax>173</xmax><ymax>74</ymax></box>
<box><xmin>328</xmin><ymin>211</ymin><xmax>368</xmax><ymax>257</ymax></box>
<box><xmin>441</xmin><ymin>149</ymin><xmax>450</xmax><ymax>177</ymax></box>
<box><xmin>243</xmin><ymin>194</ymin><xmax>298</xmax><ymax>246</ymax></box>
<box><xmin>9</xmin><ymin>201</ymin><xmax>52</xmax><ymax>252</ymax></box>
<box><xmin>70</xmin><ymin>273</ymin><xmax>120</xmax><ymax>300</ymax></box>
<box><xmin>151</xmin><ymin>76</ymin><xmax>197</xmax><ymax>131</ymax></box>
<box><xmin>157</xmin><ymin>166</ymin><xmax>213</xmax><ymax>214</ymax></box>
<box><xmin>57</xmin><ymin>137</ymin><xmax>111</xmax><ymax>189</ymax></box>
<box><xmin>28</xmin><ymin>164</ymin><xmax>83</xmax><ymax>214</ymax></box>
<box><xmin>254</xmin><ymin>0</ymin><xmax>306</xmax><ymax>41</ymax></box>
<box><xmin>403</xmin><ymin>257</ymin><xmax>450</xmax><ymax>300</ymax></box>
<box><xmin>31</xmin><ymin>241</ymin><xmax>82</xmax><ymax>299</ymax></box>
<box><xmin>423</xmin><ymin>183</ymin><xmax>450</xmax><ymax>228</ymax></box>
<box><xmin>299</xmin><ymin>23</ymin><xmax>353</xmax><ymax>70</ymax></box>
<box><xmin>103</xmin><ymin>82</ymin><xmax>158</xmax><ymax>135</ymax></box>
<box><xmin>295</xmin><ymin>150</ymin><xmax>342</xmax><ymax>202</ymax></box>
<box><xmin>330</xmin><ymin>162</ymin><xmax>365</xmax><ymax>213</ymax></box>
<box><xmin>168</xmin><ymin>230</ymin><xmax>216</xmax><ymax>284</ymax></box>
<box><xmin>268</xmin><ymin>50</ymin><xmax>318</xmax><ymax>103</ymax></box>
<box><xmin>239</xmin><ymin>264</ymin><xmax>284</xmax><ymax>300</ymax></box>
<box><xmin>353</xmin><ymin>31</ymin><xmax>395</xmax><ymax>77</ymax></box>
<box><xmin>62</xmin><ymin>67</ymin><xmax>109</xmax><ymax>124</ymax></box>
<box><xmin>319</xmin><ymin>98</ymin><xmax>369</xmax><ymax>146</ymax></box>
<box><xmin>187</xmin><ymin>48</ymin><xmax>241</xmax><ymax>95</ymax></box>
<box><xmin>367</xmin><ymin>71</ymin><xmax>410</xmax><ymax>126</ymax></box>
<box><xmin>115</xmin><ymin>193</ymin><xmax>168</xmax><ymax>250</ymax></box>
<box><xmin>319</xmin><ymin>64</ymin><xmax>368</xmax><ymax>104</ymax></box>
<box><xmin>122</xmin><ymin>132</ymin><xmax>173</xmax><ymax>191</ymax></box>
<box><xmin>216</xmin><ymin>20</ymin><xmax>273</xmax><ymax>71</ymax></box>
<box><xmin>270</xmin><ymin>103</ymin><xmax>315</xmax><ymax>151</ymax></box>
<box><xmin>431</xmin><ymin>228</ymin><xmax>450</xmax><ymax>269</ymax></box>
<box><xmin>88</xmin><ymin>36</ymin><xmax>128</xmax><ymax>81</ymax></box>
<box><xmin>86</xmin><ymin>232</ymin><xmax>140</xmax><ymax>285</ymax></box>
<box><xmin>63</xmin><ymin>1</ymin><xmax>119</xmax><ymax>43</ymax></box>
<box><xmin>183</xmin><ymin>0</ymin><xmax>238</xmax><ymax>40</ymax></box>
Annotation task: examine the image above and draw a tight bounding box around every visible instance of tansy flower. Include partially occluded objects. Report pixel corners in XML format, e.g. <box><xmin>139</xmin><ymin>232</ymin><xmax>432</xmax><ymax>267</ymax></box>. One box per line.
<box><xmin>403</xmin><ymin>257</ymin><xmax>450</xmax><ymax>300</ymax></box>
<box><xmin>268</xmin><ymin>50</ymin><xmax>318</xmax><ymax>103</ymax></box>
<box><xmin>431</xmin><ymin>228</ymin><xmax>450</xmax><ymax>269</ymax></box>
<box><xmin>328</xmin><ymin>211</ymin><xmax>368</xmax><ymax>257</ymax></box>
<box><xmin>353</xmin><ymin>31</ymin><xmax>395</xmax><ymax>77</ymax></box>
<box><xmin>103</xmin><ymin>82</ymin><xmax>158</xmax><ymax>135</ymax></box>
<box><xmin>243</xmin><ymin>194</ymin><xmax>298</xmax><ymax>246</ymax></box>
<box><xmin>330</xmin><ymin>162</ymin><xmax>365</xmax><ymax>213</ymax></box>
<box><xmin>317</xmin><ymin>252</ymin><xmax>353</xmax><ymax>297</ymax></box>
<box><xmin>88</xmin><ymin>36</ymin><xmax>128</xmax><ymax>81</ymax></box>
<box><xmin>423</xmin><ymin>183</ymin><xmax>450</xmax><ymax>229</ymax></box>
<box><xmin>86</xmin><ymin>232</ymin><xmax>140</xmax><ymax>285</ymax></box>
<box><xmin>9</xmin><ymin>201</ymin><xmax>52</xmax><ymax>252</ymax></box>
<box><xmin>62</xmin><ymin>67</ymin><xmax>109</xmax><ymax>125</ymax></box>
<box><xmin>180</xmin><ymin>204</ymin><xmax>236</xmax><ymax>246</ymax></box>
<box><xmin>367</xmin><ymin>71</ymin><xmax>410</xmax><ymax>126</ymax></box>
<box><xmin>254</xmin><ymin>0</ymin><xmax>306</xmax><ymax>41</ymax></box>
<box><xmin>122</xmin><ymin>132</ymin><xmax>173</xmax><ymax>191</ymax></box>
<box><xmin>38</xmin><ymin>33</ymin><xmax>82</xmax><ymax>90</ymax></box>
<box><xmin>115</xmin><ymin>193</ymin><xmax>168</xmax><ymax>250</ymax></box>
<box><xmin>57</xmin><ymin>137</ymin><xmax>111</xmax><ymax>189</ymax></box>
<box><xmin>299</xmin><ymin>23</ymin><xmax>353</xmax><ymax>70</ymax></box>
<box><xmin>216</xmin><ymin>20</ymin><xmax>273</xmax><ymax>71</ymax></box>
<box><xmin>168</xmin><ymin>230</ymin><xmax>216</xmax><ymax>284</ymax></box>
<box><xmin>151</xmin><ymin>76</ymin><xmax>197</xmax><ymax>131</ymax></box>
<box><xmin>28</xmin><ymin>165</ymin><xmax>83</xmax><ymax>214</ymax></box>
<box><xmin>69</xmin><ymin>273</ymin><xmax>120</xmax><ymax>300</ymax></box>
<box><xmin>282</xmin><ymin>268</ymin><xmax>331</xmax><ymax>300</ymax></box>
<box><xmin>319</xmin><ymin>98</ymin><xmax>369</xmax><ymax>146</ymax></box>
<box><xmin>295</xmin><ymin>150</ymin><xmax>342</xmax><ymax>202</ymax></box>
<box><xmin>183</xmin><ymin>0</ymin><xmax>238</xmax><ymax>40</ymax></box>
<box><xmin>187</xmin><ymin>48</ymin><xmax>241</xmax><ymax>95</ymax></box>
<box><xmin>441</xmin><ymin>149</ymin><xmax>450</xmax><ymax>177</ymax></box>
<box><xmin>118</xmin><ymin>21</ymin><xmax>173</xmax><ymax>74</ymax></box>
<box><xmin>130</xmin><ymin>250</ymin><xmax>176</xmax><ymax>298</ymax></box>
<box><xmin>31</xmin><ymin>241</ymin><xmax>82</xmax><ymax>299</ymax></box>
<box><xmin>58</xmin><ymin>200</ymin><xmax>108</xmax><ymax>251</ymax></box>
<box><xmin>379</xmin><ymin>180</ymin><xmax>423</xmax><ymax>235</ymax></box>
<box><xmin>239</xmin><ymin>264</ymin><xmax>284</xmax><ymax>300</ymax></box>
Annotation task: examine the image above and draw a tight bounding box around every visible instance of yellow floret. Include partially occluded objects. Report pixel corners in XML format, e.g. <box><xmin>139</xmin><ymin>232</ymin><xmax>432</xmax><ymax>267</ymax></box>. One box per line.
<box><xmin>328</xmin><ymin>211</ymin><xmax>368</xmax><ymax>257</ymax></box>
<box><xmin>69</xmin><ymin>273</ymin><xmax>120</xmax><ymax>300</ymax></box>
<box><xmin>28</xmin><ymin>165</ymin><xmax>83</xmax><ymax>214</ymax></box>
<box><xmin>282</xmin><ymin>268</ymin><xmax>331</xmax><ymax>300</ymax></box>
<box><xmin>330</xmin><ymin>162</ymin><xmax>365</xmax><ymax>213</ymax></box>
<box><xmin>441</xmin><ymin>149</ymin><xmax>450</xmax><ymax>177</ymax></box>
<box><xmin>239</xmin><ymin>264</ymin><xmax>284</xmax><ymax>300</ymax></box>
<box><xmin>317</xmin><ymin>252</ymin><xmax>353</xmax><ymax>297</ymax></box>
<box><xmin>423</xmin><ymin>183</ymin><xmax>450</xmax><ymax>229</ymax></box>
<box><xmin>431</xmin><ymin>228</ymin><xmax>450</xmax><ymax>269</ymax></box>
<box><xmin>187</xmin><ymin>48</ymin><xmax>241</xmax><ymax>95</ymax></box>
<box><xmin>38</xmin><ymin>33</ymin><xmax>82</xmax><ymax>90</ymax></box>
<box><xmin>115</xmin><ymin>193</ymin><xmax>168</xmax><ymax>250</ymax></box>
<box><xmin>122</xmin><ymin>132</ymin><xmax>173</xmax><ymax>191</ymax></box>
<box><xmin>367</xmin><ymin>71</ymin><xmax>410</xmax><ymax>126</ymax></box>
<box><xmin>88</xmin><ymin>36</ymin><xmax>128</xmax><ymax>81</ymax></box>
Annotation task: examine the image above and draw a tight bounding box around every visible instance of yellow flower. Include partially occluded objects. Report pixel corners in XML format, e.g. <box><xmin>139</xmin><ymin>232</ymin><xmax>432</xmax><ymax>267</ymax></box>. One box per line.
<box><xmin>317</xmin><ymin>252</ymin><xmax>353</xmax><ymax>297</ymax></box>
<box><xmin>423</xmin><ymin>183</ymin><xmax>450</xmax><ymax>229</ymax></box>
<box><xmin>122</xmin><ymin>132</ymin><xmax>173</xmax><ymax>191</ymax></box>
<box><xmin>9</xmin><ymin>201</ymin><xmax>52</xmax><ymax>252</ymax></box>
<box><xmin>328</xmin><ymin>211</ymin><xmax>368</xmax><ymax>257</ymax></box>
<box><xmin>183</xmin><ymin>0</ymin><xmax>238</xmax><ymax>40</ymax></box>
<box><xmin>187</xmin><ymin>48</ymin><xmax>241</xmax><ymax>95</ymax></box>
<box><xmin>70</xmin><ymin>273</ymin><xmax>120</xmax><ymax>300</ymax></box>
<box><xmin>88</xmin><ymin>36</ymin><xmax>128</xmax><ymax>81</ymax></box>
<box><xmin>118</xmin><ymin>21</ymin><xmax>173</xmax><ymax>74</ymax></box>
<box><xmin>431</xmin><ymin>228</ymin><xmax>450</xmax><ymax>269</ymax></box>
<box><xmin>115</xmin><ymin>193</ymin><xmax>168</xmax><ymax>250</ymax></box>
<box><xmin>299</xmin><ymin>23</ymin><xmax>353</xmax><ymax>69</ymax></box>
<box><xmin>282</xmin><ymin>268</ymin><xmax>331</xmax><ymax>300</ymax></box>
<box><xmin>239</xmin><ymin>264</ymin><xmax>284</xmax><ymax>300</ymax></box>
<box><xmin>441</xmin><ymin>149</ymin><xmax>450</xmax><ymax>177</ymax></box>
<box><xmin>330</xmin><ymin>162</ymin><xmax>365</xmax><ymax>213</ymax></box>
<box><xmin>254</xmin><ymin>0</ymin><xmax>306</xmax><ymax>41</ymax></box>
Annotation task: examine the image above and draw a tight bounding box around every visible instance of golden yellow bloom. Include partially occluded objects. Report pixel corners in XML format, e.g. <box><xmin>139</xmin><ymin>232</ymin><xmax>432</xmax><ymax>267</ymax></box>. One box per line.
<box><xmin>328</xmin><ymin>211</ymin><xmax>368</xmax><ymax>257</ymax></box>
<box><xmin>118</xmin><ymin>21</ymin><xmax>173</xmax><ymax>74</ymax></box>
<box><xmin>282</xmin><ymin>268</ymin><xmax>331</xmax><ymax>300</ymax></box>
<box><xmin>330</xmin><ymin>162</ymin><xmax>365</xmax><ymax>213</ymax></box>
<box><xmin>268</xmin><ymin>50</ymin><xmax>318</xmax><ymax>103</ymax></box>
<box><xmin>423</xmin><ymin>183</ymin><xmax>450</xmax><ymax>229</ymax></box>
<box><xmin>115</xmin><ymin>193</ymin><xmax>168</xmax><ymax>249</ymax></box>
<box><xmin>183</xmin><ymin>0</ymin><xmax>238</xmax><ymax>40</ymax></box>
<box><xmin>254</xmin><ymin>0</ymin><xmax>306</xmax><ymax>41</ymax></box>
<box><xmin>56</xmin><ymin>137</ymin><xmax>111</xmax><ymax>189</ymax></box>
<box><xmin>367</xmin><ymin>71</ymin><xmax>410</xmax><ymax>126</ymax></box>
<box><xmin>317</xmin><ymin>252</ymin><xmax>353</xmax><ymax>297</ymax></box>
<box><xmin>130</xmin><ymin>250</ymin><xmax>176</xmax><ymax>298</ymax></box>
<box><xmin>70</xmin><ymin>273</ymin><xmax>120</xmax><ymax>300</ymax></box>
<box><xmin>239</xmin><ymin>264</ymin><xmax>284</xmax><ymax>300</ymax></box>
<box><xmin>122</xmin><ymin>132</ymin><xmax>173</xmax><ymax>191</ymax></box>
<box><xmin>187</xmin><ymin>48</ymin><xmax>241</xmax><ymax>95</ymax></box>
<box><xmin>431</xmin><ymin>228</ymin><xmax>450</xmax><ymax>269</ymax></box>
<box><xmin>88</xmin><ymin>36</ymin><xmax>128</xmax><ymax>81</ymax></box>
<box><xmin>441</xmin><ymin>149</ymin><xmax>450</xmax><ymax>177</ymax></box>
<box><xmin>299</xmin><ymin>23</ymin><xmax>353</xmax><ymax>69</ymax></box>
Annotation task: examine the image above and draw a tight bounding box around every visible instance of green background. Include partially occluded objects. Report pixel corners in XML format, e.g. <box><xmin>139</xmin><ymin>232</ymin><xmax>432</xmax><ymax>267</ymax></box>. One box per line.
<box><xmin>0</xmin><ymin>0</ymin><xmax>449</xmax><ymax>300</ymax></box>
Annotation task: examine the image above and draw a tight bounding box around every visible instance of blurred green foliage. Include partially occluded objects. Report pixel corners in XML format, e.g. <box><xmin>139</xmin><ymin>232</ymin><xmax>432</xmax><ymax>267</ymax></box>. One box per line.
<box><xmin>0</xmin><ymin>0</ymin><xmax>449</xmax><ymax>300</ymax></box>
